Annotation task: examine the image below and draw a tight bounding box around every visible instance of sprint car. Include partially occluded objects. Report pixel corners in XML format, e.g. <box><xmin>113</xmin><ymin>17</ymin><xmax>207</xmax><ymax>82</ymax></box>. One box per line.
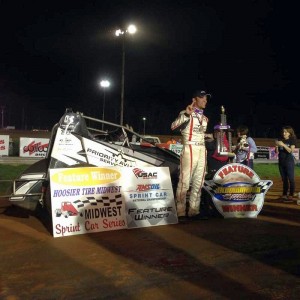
<box><xmin>8</xmin><ymin>108</ymin><xmax>180</xmax><ymax>214</ymax></box>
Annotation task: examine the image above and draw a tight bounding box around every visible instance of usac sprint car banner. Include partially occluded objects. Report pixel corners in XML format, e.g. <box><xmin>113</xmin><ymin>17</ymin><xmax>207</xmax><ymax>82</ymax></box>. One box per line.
<box><xmin>203</xmin><ymin>163</ymin><xmax>273</xmax><ymax>218</ymax></box>
<box><xmin>19</xmin><ymin>137</ymin><xmax>49</xmax><ymax>158</ymax></box>
<box><xmin>0</xmin><ymin>135</ymin><xmax>9</xmax><ymax>156</ymax></box>
<box><xmin>49</xmin><ymin>166</ymin><xmax>178</xmax><ymax>238</ymax></box>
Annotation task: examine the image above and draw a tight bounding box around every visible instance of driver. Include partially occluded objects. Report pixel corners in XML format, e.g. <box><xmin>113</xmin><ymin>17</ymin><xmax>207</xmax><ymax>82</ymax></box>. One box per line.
<box><xmin>171</xmin><ymin>90</ymin><xmax>212</xmax><ymax>220</ymax></box>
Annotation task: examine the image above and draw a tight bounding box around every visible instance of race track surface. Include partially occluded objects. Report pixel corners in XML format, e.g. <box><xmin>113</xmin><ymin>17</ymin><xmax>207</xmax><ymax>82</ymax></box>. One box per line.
<box><xmin>1</xmin><ymin>177</ymin><xmax>300</xmax><ymax>299</ymax></box>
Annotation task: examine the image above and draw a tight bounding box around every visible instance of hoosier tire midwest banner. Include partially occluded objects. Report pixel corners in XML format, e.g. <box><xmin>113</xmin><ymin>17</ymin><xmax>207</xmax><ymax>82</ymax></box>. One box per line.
<box><xmin>49</xmin><ymin>166</ymin><xmax>178</xmax><ymax>237</ymax></box>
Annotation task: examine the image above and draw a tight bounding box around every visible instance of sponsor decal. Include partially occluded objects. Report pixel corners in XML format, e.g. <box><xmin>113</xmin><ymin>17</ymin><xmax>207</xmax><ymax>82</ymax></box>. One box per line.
<box><xmin>133</xmin><ymin>168</ymin><xmax>158</xmax><ymax>179</ymax></box>
<box><xmin>86</xmin><ymin>147</ymin><xmax>136</xmax><ymax>167</ymax></box>
<box><xmin>59</xmin><ymin>137</ymin><xmax>73</xmax><ymax>143</ymax></box>
<box><xmin>203</xmin><ymin>163</ymin><xmax>272</xmax><ymax>218</ymax></box>
<box><xmin>136</xmin><ymin>184</ymin><xmax>160</xmax><ymax>191</ymax></box>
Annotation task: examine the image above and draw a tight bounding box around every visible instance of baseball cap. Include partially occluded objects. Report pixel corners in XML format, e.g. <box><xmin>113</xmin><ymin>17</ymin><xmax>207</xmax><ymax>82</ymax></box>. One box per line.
<box><xmin>193</xmin><ymin>90</ymin><xmax>211</xmax><ymax>98</ymax></box>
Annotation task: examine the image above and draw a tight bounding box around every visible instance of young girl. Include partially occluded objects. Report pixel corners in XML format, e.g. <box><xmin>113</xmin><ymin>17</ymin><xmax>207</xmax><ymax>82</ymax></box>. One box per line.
<box><xmin>275</xmin><ymin>126</ymin><xmax>297</xmax><ymax>202</ymax></box>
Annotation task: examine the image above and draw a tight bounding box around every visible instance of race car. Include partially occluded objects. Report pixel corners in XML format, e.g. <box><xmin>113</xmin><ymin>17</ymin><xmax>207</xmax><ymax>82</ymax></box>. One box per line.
<box><xmin>8</xmin><ymin>108</ymin><xmax>180</xmax><ymax>214</ymax></box>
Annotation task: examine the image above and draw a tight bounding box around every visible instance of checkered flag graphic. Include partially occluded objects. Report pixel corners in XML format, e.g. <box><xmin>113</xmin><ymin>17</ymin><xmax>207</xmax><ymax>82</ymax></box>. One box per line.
<box><xmin>203</xmin><ymin>180</ymin><xmax>219</xmax><ymax>196</ymax></box>
<box><xmin>253</xmin><ymin>180</ymin><xmax>273</xmax><ymax>195</ymax></box>
<box><xmin>73</xmin><ymin>194</ymin><xmax>123</xmax><ymax>209</ymax></box>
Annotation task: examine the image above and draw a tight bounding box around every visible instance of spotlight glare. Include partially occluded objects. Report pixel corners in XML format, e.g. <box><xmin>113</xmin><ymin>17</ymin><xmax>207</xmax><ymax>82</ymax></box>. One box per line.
<box><xmin>127</xmin><ymin>24</ymin><xmax>137</xmax><ymax>34</ymax></box>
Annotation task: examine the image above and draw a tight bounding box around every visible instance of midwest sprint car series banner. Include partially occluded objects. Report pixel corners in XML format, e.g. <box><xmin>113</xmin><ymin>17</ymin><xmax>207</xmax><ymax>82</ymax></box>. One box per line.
<box><xmin>49</xmin><ymin>166</ymin><xmax>178</xmax><ymax>237</ymax></box>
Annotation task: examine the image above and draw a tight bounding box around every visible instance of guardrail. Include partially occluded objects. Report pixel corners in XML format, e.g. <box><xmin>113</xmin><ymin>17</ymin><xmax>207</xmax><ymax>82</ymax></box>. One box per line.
<box><xmin>0</xmin><ymin>157</ymin><xmax>42</xmax><ymax>165</ymax></box>
<box><xmin>1</xmin><ymin>156</ymin><xmax>298</xmax><ymax>166</ymax></box>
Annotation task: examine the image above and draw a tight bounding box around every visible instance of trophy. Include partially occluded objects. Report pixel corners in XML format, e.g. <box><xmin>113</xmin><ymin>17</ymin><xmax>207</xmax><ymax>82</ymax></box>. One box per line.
<box><xmin>214</xmin><ymin>106</ymin><xmax>235</xmax><ymax>158</ymax></box>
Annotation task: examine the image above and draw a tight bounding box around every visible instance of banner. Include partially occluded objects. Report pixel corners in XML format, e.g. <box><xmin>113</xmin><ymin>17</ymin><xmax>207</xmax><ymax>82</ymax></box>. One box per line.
<box><xmin>0</xmin><ymin>135</ymin><xmax>9</xmax><ymax>156</ymax></box>
<box><xmin>49</xmin><ymin>166</ymin><xmax>177</xmax><ymax>237</ymax></box>
<box><xmin>254</xmin><ymin>146</ymin><xmax>270</xmax><ymax>159</ymax></box>
<box><xmin>269</xmin><ymin>147</ymin><xmax>299</xmax><ymax>160</ymax></box>
<box><xmin>169</xmin><ymin>144</ymin><xmax>299</xmax><ymax>160</ymax></box>
<box><xmin>20</xmin><ymin>137</ymin><xmax>49</xmax><ymax>157</ymax></box>
<box><xmin>169</xmin><ymin>144</ymin><xmax>183</xmax><ymax>156</ymax></box>
<box><xmin>203</xmin><ymin>163</ymin><xmax>273</xmax><ymax>218</ymax></box>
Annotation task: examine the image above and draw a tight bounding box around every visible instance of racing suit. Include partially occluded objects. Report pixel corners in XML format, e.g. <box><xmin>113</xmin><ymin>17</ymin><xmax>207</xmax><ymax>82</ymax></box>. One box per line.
<box><xmin>171</xmin><ymin>109</ymin><xmax>208</xmax><ymax>217</ymax></box>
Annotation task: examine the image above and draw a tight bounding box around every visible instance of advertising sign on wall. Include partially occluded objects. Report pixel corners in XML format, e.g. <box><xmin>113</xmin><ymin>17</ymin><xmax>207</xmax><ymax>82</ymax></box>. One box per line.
<box><xmin>20</xmin><ymin>137</ymin><xmax>49</xmax><ymax>157</ymax></box>
<box><xmin>0</xmin><ymin>135</ymin><xmax>9</xmax><ymax>156</ymax></box>
<box><xmin>169</xmin><ymin>144</ymin><xmax>183</xmax><ymax>156</ymax></box>
<box><xmin>203</xmin><ymin>163</ymin><xmax>273</xmax><ymax>218</ymax></box>
<box><xmin>269</xmin><ymin>147</ymin><xmax>299</xmax><ymax>160</ymax></box>
<box><xmin>254</xmin><ymin>146</ymin><xmax>270</xmax><ymax>159</ymax></box>
<box><xmin>49</xmin><ymin>166</ymin><xmax>177</xmax><ymax>237</ymax></box>
<box><xmin>169</xmin><ymin>144</ymin><xmax>300</xmax><ymax>160</ymax></box>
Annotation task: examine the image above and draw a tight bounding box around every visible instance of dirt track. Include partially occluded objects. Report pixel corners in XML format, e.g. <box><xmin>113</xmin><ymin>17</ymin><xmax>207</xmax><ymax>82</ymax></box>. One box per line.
<box><xmin>1</xmin><ymin>177</ymin><xmax>300</xmax><ymax>299</ymax></box>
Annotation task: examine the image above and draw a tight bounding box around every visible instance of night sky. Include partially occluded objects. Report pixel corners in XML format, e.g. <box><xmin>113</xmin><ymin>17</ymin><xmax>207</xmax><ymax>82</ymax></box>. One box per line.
<box><xmin>0</xmin><ymin>0</ymin><xmax>299</xmax><ymax>137</ymax></box>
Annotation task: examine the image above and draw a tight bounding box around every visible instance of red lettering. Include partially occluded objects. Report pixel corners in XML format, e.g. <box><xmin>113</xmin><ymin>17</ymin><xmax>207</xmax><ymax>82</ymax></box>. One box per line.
<box><xmin>223</xmin><ymin>168</ymin><xmax>230</xmax><ymax>176</ymax></box>
<box><xmin>222</xmin><ymin>204</ymin><xmax>257</xmax><ymax>212</ymax></box>
<box><xmin>218</xmin><ymin>164</ymin><xmax>255</xmax><ymax>180</ymax></box>
<box><xmin>85</xmin><ymin>221</ymin><xmax>99</xmax><ymax>231</ymax></box>
<box><xmin>23</xmin><ymin>141</ymin><xmax>48</xmax><ymax>155</ymax></box>
<box><xmin>102</xmin><ymin>218</ymin><xmax>126</xmax><ymax>229</ymax></box>
<box><xmin>55</xmin><ymin>223</ymin><xmax>81</xmax><ymax>236</ymax></box>
<box><xmin>218</xmin><ymin>170</ymin><xmax>225</xmax><ymax>179</ymax></box>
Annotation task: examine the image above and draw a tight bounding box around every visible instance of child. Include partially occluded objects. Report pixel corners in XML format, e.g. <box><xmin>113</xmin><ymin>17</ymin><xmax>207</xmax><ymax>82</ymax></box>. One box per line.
<box><xmin>234</xmin><ymin>125</ymin><xmax>257</xmax><ymax>169</ymax></box>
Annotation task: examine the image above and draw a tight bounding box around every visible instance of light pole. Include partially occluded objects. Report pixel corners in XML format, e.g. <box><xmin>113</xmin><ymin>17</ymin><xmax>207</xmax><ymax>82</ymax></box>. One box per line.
<box><xmin>115</xmin><ymin>24</ymin><xmax>137</xmax><ymax>126</ymax></box>
<box><xmin>99</xmin><ymin>79</ymin><xmax>110</xmax><ymax>131</ymax></box>
<box><xmin>142</xmin><ymin>117</ymin><xmax>146</xmax><ymax>135</ymax></box>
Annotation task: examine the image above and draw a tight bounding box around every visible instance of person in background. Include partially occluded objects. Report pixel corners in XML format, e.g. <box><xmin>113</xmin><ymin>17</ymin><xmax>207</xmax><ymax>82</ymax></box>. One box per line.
<box><xmin>275</xmin><ymin>126</ymin><xmax>297</xmax><ymax>202</ymax></box>
<box><xmin>234</xmin><ymin>125</ymin><xmax>257</xmax><ymax>169</ymax></box>
<box><xmin>171</xmin><ymin>90</ymin><xmax>212</xmax><ymax>221</ymax></box>
<box><xmin>167</xmin><ymin>138</ymin><xmax>176</xmax><ymax>145</ymax></box>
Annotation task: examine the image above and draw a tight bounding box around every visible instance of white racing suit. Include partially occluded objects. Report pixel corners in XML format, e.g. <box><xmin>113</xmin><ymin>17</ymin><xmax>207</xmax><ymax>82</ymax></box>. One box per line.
<box><xmin>171</xmin><ymin>109</ymin><xmax>208</xmax><ymax>217</ymax></box>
